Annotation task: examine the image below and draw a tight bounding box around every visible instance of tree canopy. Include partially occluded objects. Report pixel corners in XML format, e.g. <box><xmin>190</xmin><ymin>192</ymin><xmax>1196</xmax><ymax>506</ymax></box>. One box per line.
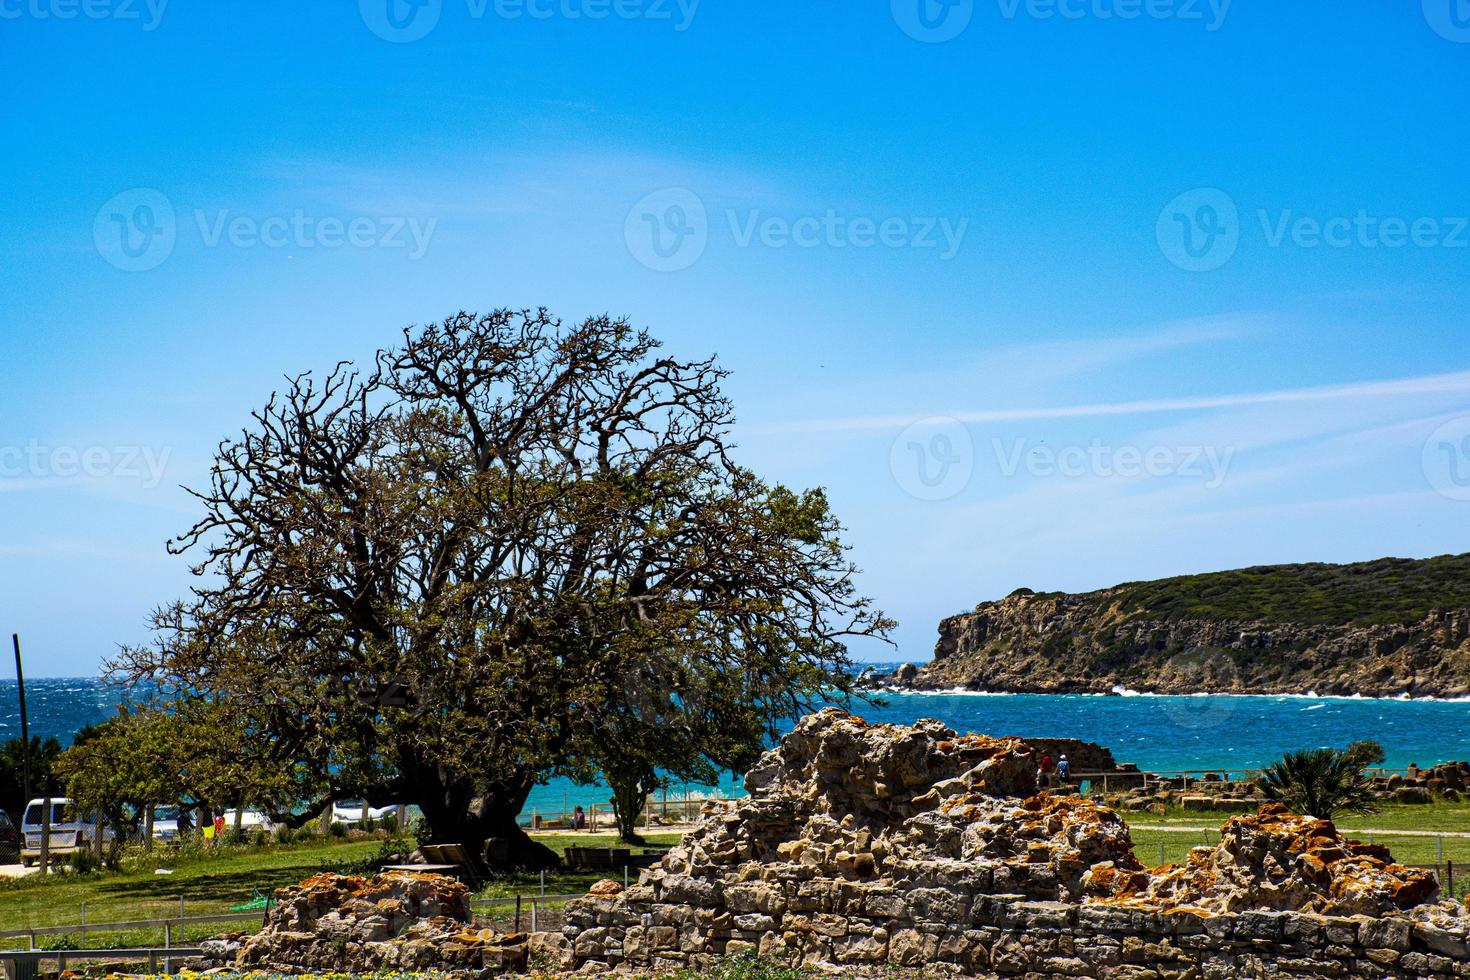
<box><xmin>55</xmin><ymin>701</ymin><xmax>312</xmax><ymax>834</ymax></box>
<box><xmin>0</xmin><ymin>735</ymin><xmax>63</xmax><ymax>820</ymax></box>
<box><xmin>112</xmin><ymin>310</ymin><xmax>892</xmax><ymax>867</ymax></box>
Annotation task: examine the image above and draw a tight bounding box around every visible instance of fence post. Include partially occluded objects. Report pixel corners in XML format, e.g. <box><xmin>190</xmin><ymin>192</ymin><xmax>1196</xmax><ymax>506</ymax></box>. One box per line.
<box><xmin>1438</xmin><ymin>836</ymin><xmax>1445</xmax><ymax>881</ymax></box>
<box><xmin>530</xmin><ymin>899</ymin><xmax>538</xmax><ymax>933</ymax></box>
<box><xmin>1158</xmin><ymin>842</ymin><xmax>1166</xmax><ymax>867</ymax></box>
<box><xmin>1448</xmin><ymin>860</ymin><xmax>1455</xmax><ymax>899</ymax></box>
<box><xmin>515</xmin><ymin>895</ymin><xmax>522</xmax><ymax>933</ymax></box>
<box><xmin>39</xmin><ymin>797</ymin><xmax>50</xmax><ymax>876</ymax></box>
<box><xmin>79</xmin><ymin>903</ymin><xmax>86</xmax><ymax>948</ymax></box>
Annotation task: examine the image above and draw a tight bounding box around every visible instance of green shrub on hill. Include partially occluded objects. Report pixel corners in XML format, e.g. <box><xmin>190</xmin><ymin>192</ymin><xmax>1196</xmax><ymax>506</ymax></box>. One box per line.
<box><xmin>1105</xmin><ymin>554</ymin><xmax>1470</xmax><ymax>626</ymax></box>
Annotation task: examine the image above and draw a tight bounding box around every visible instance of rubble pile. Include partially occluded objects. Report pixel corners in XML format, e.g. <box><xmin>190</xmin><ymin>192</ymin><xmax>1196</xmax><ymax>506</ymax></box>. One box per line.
<box><xmin>1371</xmin><ymin>761</ymin><xmax>1470</xmax><ymax>804</ymax></box>
<box><xmin>1090</xmin><ymin>802</ymin><xmax>1440</xmax><ymax>916</ymax></box>
<box><xmin>236</xmin><ymin>871</ymin><xmax>542</xmax><ymax>973</ymax></box>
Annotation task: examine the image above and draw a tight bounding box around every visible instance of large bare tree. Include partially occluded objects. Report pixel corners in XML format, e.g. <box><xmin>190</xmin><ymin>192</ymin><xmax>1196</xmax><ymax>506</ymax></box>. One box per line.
<box><xmin>114</xmin><ymin>310</ymin><xmax>892</xmax><ymax>868</ymax></box>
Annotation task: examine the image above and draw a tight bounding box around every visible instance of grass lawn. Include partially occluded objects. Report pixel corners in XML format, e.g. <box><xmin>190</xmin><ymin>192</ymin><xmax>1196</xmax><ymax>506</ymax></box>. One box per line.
<box><xmin>0</xmin><ymin>832</ymin><xmax>684</xmax><ymax>949</ymax></box>
<box><xmin>0</xmin><ymin>837</ymin><xmax>388</xmax><ymax>948</ymax></box>
<box><xmin>1137</xmin><ymin>800</ymin><xmax>1470</xmax><ymax>833</ymax></box>
<box><xmin>1127</xmin><ymin>800</ymin><xmax>1470</xmax><ymax>885</ymax></box>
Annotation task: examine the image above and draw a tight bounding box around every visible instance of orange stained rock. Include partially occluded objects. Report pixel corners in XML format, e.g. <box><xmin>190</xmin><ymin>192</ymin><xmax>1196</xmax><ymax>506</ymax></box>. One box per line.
<box><xmin>588</xmin><ymin>879</ymin><xmax>626</xmax><ymax>897</ymax></box>
<box><xmin>1093</xmin><ymin>803</ymin><xmax>1439</xmax><ymax>915</ymax></box>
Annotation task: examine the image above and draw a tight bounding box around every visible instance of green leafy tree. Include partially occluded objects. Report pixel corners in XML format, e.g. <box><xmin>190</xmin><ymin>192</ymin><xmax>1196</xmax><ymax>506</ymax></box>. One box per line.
<box><xmin>568</xmin><ymin>646</ymin><xmax>764</xmax><ymax>844</ymax></box>
<box><xmin>1345</xmin><ymin>740</ymin><xmax>1386</xmax><ymax>768</ymax></box>
<box><xmin>1256</xmin><ymin>747</ymin><xmax>1380</xmax><ymax>820</ymax></box>
<box><xmin>112</xmin><ymin>310</ymin><xmax>892</xmax><ymax>868</ymax></box>
<box><xmin>56</xmin><ymin>700</ymin><xmax>318</xmax><ymax>843</ymax></box>
<box><xmin>0</xmin><ymin>736</ymin><xmax>63</xmax><ymax>820</ymax></box>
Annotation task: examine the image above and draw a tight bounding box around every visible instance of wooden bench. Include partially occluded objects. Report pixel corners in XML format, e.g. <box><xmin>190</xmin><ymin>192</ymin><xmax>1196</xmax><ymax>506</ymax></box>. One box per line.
<box><xmin>563</xmin><ymin>846</ymin><xmax>632</xmax><ymax>871</ymax></box>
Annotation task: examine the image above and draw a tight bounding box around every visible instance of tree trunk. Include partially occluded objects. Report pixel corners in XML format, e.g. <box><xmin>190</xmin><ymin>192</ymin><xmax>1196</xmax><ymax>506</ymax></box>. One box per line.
<box><xmin>609</xmin><ymin>770</ymin><xmax>652</xmax><ymax>846</ymax></box>
<box><xmin>411</xmin><ymin>768</ymin><xmax>558</xmax><ymax>871</ymax></box>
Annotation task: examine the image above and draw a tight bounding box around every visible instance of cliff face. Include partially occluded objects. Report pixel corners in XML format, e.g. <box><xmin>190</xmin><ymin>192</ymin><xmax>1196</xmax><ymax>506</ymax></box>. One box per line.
<box><xmin>914</xmin><ymin>590</ymin><xmax>1470</xmax><ymax>698</ymax></box>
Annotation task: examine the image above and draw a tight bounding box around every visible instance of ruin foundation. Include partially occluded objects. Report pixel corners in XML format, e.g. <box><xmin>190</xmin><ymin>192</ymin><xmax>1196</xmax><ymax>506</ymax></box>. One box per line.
<box><xmin>234</xmin><ymin>709</ymin><xmax>1470</xmax><ymax>978</ymax></box>
<box><xmin>563</xmin><ymin>709</ymin><xmax>1470</xmax><ymax>977</ymax></box>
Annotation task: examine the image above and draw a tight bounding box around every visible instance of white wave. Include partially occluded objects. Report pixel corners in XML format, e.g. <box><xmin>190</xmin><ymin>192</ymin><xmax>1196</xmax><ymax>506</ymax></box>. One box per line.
<box><xmin>872</xmin><ymin>686</ymin><xmax>1019</xmax><ymax>697</ymax></box>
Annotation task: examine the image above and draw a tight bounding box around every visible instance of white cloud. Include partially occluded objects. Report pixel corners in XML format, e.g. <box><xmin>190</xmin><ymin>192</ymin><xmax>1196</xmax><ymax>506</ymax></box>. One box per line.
<box><xmin>767</xmin><ymin>368</ymin><xmax>1470</xmax><ymax>435</ymax></box>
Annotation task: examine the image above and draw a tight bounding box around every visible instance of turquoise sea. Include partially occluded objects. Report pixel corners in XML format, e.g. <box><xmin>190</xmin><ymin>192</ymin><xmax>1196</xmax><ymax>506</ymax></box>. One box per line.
<box><xmin>4</xmin><ymin>675</ymin><xmax>1468</xmax><ymax>821</ymax></box>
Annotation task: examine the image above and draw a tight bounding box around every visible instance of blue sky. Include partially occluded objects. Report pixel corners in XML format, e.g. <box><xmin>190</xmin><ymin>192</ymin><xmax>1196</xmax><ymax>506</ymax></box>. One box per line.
<box><xmin>2</xmin><ymin>0</ymin><xmax>1469</xmax><ymax>676</ymax></box>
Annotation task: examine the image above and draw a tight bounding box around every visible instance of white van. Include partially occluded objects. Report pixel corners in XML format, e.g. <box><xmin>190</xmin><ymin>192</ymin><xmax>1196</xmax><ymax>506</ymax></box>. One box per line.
<box><xmin>20</xmin><ymin>798</ymin><xmax>115</xmax><ymax>866</ymax></box>
<box><xmin>331</xmin><ymin>800</ymin><xmax>399</xmax><ymax>825</ymax></box>
<box><xmin>223</xmin><ymin>808</ymin><xmax>275</xmax><ymax>833</ymax></box>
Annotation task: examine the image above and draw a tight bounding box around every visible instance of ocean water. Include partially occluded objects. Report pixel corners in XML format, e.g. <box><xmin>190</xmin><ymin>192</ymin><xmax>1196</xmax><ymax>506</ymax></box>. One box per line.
<box><xmin>4</xmin><ymin>676</ymin><xmax>1469</xmax><ymax>820</ymax></box>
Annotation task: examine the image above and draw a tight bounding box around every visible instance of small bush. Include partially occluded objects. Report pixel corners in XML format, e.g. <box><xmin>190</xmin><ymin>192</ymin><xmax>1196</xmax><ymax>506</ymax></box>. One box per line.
<box><xmin>67</xmin><ymin>848</ymin><xmax>103</xmax><ymax>875</ymax></box>
<box><xmin>274</xmin><ymin>824</ymin><xmax>298</xmax><ymax>845</ymax></box>
<box><xmin>329</xmin><ymin>821</ymin><xmax>349</xmax><ymax>838</ymax></box>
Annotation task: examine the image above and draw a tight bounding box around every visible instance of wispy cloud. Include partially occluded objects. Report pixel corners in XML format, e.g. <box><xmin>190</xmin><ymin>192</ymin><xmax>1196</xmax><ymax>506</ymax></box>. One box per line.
<box><xmin>764</xmin><ymin>368</ymin><xmax>1470</xmax><ymax>435</ymax></box>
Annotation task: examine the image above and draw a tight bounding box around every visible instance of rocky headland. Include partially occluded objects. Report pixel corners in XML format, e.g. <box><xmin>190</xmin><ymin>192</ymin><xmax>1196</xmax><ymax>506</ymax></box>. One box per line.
<box><xmin>892</xmin><ymin>555</ymin><xmax>1470</xmax><ymax>698</ymax></box>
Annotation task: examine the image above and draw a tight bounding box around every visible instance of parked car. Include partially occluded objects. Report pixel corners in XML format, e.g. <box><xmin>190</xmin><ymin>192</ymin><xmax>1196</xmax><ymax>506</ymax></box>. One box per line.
<box><xmin>150</xmin><ymin>804</ymin><xmax>182</xmax><ymax>842</ymax></box>
<box><xmin>222</xmin><ymin>808</ymin><xmax>275</xmax><ymax>833</ymax></box>
<box><xmin>331</xmin><ymin>800</ymin><xmax>399</xmax><ymax>825</ymax></box>
<box><xmin>0</xmin><ymin>809</ymin><xmax>18</xmax><ymax>861</ymax></box>
<box><xmin>20</xmin><ymin>798</ymin><xmax>115</xmax><ymax>865</ymax></box>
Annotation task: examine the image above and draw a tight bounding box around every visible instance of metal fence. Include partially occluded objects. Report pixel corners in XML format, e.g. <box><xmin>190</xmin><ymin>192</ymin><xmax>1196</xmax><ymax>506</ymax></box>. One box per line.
<box><xmin>0</xmin><ymin>946</ymin><xmax>205</xmax><ymax>980</ymax></box>
<box><xmin>0</xmin><ymin>908</ymin><xmax>266</xmax><ymax>953</ymax></box>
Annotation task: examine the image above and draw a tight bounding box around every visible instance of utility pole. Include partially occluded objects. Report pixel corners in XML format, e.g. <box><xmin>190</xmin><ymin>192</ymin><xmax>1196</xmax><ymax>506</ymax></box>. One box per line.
<box><xmin>12</xmin><ymin>635</ymin><xmax>31</xmax><ymax>803</ymax></box>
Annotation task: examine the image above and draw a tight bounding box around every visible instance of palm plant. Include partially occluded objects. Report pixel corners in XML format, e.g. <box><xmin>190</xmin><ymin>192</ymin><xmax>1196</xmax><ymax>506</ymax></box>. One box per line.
<box><xmin>1255</xmin><ymin>747</ymin><xmax>1379</xmax><ymax>820</ymax></box>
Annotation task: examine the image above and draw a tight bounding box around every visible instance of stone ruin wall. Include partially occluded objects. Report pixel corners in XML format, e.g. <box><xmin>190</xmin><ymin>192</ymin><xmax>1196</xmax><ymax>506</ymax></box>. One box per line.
<box><xmin>233</xmin><ymin>709</ymin><xmax>1470</xmax><ymax>978</ymax></box>
<box><xmin>562</xmin><ymin>709</ymin><xmax>1470</xmax><ymax>978</ymax></box>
